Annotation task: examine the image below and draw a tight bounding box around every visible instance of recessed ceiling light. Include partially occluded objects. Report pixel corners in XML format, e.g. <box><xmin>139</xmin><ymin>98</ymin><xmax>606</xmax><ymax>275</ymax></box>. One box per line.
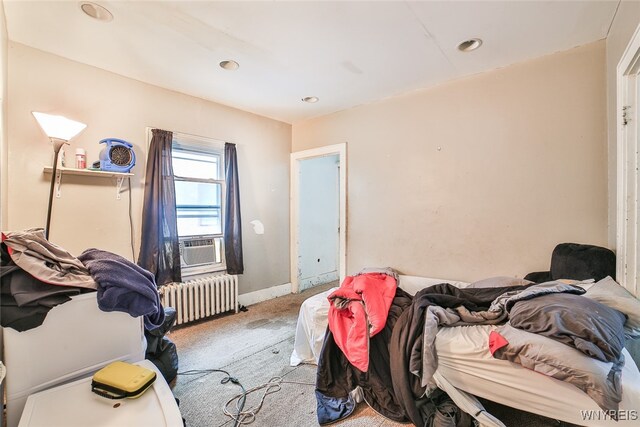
<box><xmin>219</xmin><ymin>60</ymin><xmax>240</xmax><ymax>71</ymax></box>
<box><xmin>302</xmin><ymin>96</ymin><xmax>319</xmax><ymax>103</ymax></box>
<box><xmin>457</xmin><ymin>38</ymin><xmax>483</xmax><ymax>52</ymax></box>
<box><xmin>79</xmin><ymin>2</ymin><xmax>113</xmax><ymax>22</ymax></box>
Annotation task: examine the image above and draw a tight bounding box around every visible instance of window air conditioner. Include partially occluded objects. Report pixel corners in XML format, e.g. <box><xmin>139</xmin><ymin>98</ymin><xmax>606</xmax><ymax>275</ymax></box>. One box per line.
<box><xmin>179</xmin><ymin>237</ymin><xmax>217</xmax><ymax>267</ymax></box>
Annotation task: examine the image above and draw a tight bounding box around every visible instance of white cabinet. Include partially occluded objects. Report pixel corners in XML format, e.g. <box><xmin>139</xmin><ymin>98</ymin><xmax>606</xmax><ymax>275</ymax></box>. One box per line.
<box><xmin>18</xmin><ymin>360</ymin><xmax>182</xmax><ymax>427</ymax></box>
<box><xmin>3</xmin><ymin>293</ymin><xmax>145</xmax><ymax>427</ymax></box>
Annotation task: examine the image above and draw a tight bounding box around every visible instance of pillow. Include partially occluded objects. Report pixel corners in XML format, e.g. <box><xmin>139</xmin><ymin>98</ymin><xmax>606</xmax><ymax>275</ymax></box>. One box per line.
<box><xmin>467</xmin><ymin>276</ymin><xmax>532</xmax><ymax>289</ymax></box>
<box><xmin>509</xmin><ymin>293</ymin><xmax>627</xmax><ymax>363</ymax></box>
<box><xmin>584</xmin><ymin>276</ymin><xmax>640</xmax><ymax>338</ymax></box>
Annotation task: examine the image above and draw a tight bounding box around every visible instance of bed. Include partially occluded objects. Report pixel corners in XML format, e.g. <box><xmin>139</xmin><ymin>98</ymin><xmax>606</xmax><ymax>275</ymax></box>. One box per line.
<box><xmin>291</xmin><ymin>275</ymin><xmax>640</xmax><ymax>426</ymax></box>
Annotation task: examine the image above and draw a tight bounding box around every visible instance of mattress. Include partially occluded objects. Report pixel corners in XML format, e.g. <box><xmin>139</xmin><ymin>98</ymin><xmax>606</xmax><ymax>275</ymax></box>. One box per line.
<box><xmin>435</xmin><ymin>325</ymin><xmax>640</xmax><ymax>426</ymax></box>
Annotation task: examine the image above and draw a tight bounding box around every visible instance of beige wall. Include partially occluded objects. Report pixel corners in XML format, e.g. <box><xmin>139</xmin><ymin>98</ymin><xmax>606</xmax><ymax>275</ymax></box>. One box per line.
<box><xmin>1</xmin><ymin>1</ymin><xmax>7</xmax><ymax>231</ymax></box>
<box><xmin>293</xmin><ymin>41</ymin><xmax>608</xmax><ymax>282</ymax></box>
<box><xmin>606</xmin><ymin>2</ymin><xmax>640</xmax><ymax>248</ymax></box>
<box><xmin>6</xmin><ymin>42</ymin><xmax>291</xmax><ymax>294</ymax></box>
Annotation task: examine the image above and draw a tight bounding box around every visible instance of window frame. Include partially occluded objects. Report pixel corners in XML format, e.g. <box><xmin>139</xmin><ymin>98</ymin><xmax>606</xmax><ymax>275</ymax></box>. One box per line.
<box><xmin>171</xmin><ymin>134</ymin><xmax>227</xmax><ymax>277</ymax></box>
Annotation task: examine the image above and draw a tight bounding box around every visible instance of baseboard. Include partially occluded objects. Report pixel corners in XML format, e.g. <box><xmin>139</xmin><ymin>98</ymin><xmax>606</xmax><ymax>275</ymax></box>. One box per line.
<box><xmin>300</xmin><ymin>271</ymin><xmax>339</xmax><ymax>289</ymax></box>
<box><xmin>238</xmin><ymin>282</ymin><xmax>292</xmax><ymax>307</ymax></box>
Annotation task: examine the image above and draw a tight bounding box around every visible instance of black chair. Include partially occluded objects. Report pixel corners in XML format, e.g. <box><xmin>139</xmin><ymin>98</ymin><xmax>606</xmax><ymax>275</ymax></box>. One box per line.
<box><xmin>524</xmin><ymin>243</ymin><xmax>616</xmax><ymax>283</ymax></box>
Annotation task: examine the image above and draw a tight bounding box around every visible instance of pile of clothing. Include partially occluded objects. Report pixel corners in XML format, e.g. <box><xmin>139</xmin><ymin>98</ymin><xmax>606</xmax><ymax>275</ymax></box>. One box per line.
<box><xmin>1</xmin><ymin>229</ymin><xmax>96</xmax><ymax>331</ymax></box>
<box><xmin>315</xmin><ymin>267</ymin><xmax>629</xmax><ymax>426</ymax></box>
<box><xmin>316</xmin><ymin>268</ymin><xmax>472</xmax><ymax>426</ymax></box>
<box><xmin>1</xmin><ymin>228</ymin><xmax>164</xmax><ymax>331</ymax></box>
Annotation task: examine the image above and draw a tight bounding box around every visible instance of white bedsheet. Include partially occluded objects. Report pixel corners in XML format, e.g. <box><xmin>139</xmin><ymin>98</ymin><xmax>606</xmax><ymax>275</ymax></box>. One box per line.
<box><xmin>290</xmin><ymin>287</ymin><xmax>338</xmax><ymax>366</ymax></box>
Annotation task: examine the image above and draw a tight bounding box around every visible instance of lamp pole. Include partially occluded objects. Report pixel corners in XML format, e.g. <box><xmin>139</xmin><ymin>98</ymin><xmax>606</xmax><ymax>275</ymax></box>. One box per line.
<box><xmin>32</xmin><ymin>112</ymin><xmax>86</xmax><ymax>240</ymax></box>
<box><xmin>45</xmin><ymin>138</ymin><xmax>68</xmax><ymax>240</ymax></box>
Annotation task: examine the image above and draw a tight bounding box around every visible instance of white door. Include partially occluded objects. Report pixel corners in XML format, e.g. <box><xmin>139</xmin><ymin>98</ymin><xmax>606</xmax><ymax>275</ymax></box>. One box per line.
<box><xmin>297</xmin><ymin>154</ymin><xmax>340</xmax><ymax>291</ymax></box>
<box><xmin>616</xmin><ymin>23</ymin><xmax>640</xmax><ymax>297</ymax></box>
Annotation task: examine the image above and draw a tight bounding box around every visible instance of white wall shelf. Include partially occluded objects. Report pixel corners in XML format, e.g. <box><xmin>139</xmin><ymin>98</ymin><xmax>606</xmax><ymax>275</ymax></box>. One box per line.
<box><xmin>43</xmin><ymin>166</ymin><xmax>133</xmax><ymax>199</ymax></box>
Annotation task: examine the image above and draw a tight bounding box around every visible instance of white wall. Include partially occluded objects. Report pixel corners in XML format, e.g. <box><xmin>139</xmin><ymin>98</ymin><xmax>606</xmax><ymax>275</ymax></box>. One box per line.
<box><xmin>293</xmin><ymin>41</ymin><xmax>608</xmax><ymax>282</ymax></box>
<box><xmin>606</xmin><ymin>2</ymin><xmax>640</xmax><ymax>248</ymax></box>
<box><xmin>298</xmin><ymin>154</ymin><xmax>339</xmax><ymax>290</ymax></box>
<box><xmin>6</xmin><ymin>42</ymin><xmax>291</xmax><ymax>295</ymax></box>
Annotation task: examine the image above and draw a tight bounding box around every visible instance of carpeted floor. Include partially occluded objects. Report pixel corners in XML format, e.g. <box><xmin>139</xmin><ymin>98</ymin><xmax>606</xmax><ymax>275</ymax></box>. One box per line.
<box><xmin>168</xmin><ymin>283</ymin><xmax>579</xmax><ymax>427</ymax></box>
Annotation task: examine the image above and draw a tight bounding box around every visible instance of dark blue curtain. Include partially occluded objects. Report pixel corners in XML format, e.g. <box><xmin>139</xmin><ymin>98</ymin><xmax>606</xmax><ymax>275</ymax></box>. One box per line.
<box><xmin>224</xmin><ymin>143</ymin><xmax>244</xmax><ymax>274</ymax></box>
<box><xmin>138</xmin><ymin>129</ymin><xmax>182</xmax><ymax>286</ymax></box>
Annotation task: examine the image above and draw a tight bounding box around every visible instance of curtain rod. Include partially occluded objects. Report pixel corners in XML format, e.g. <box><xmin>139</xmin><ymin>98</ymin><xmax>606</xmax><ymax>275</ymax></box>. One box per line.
<box><xmin>146</xmin><ymin>126</ymin><xmax>228</xmax><ymax>145</ymax></box>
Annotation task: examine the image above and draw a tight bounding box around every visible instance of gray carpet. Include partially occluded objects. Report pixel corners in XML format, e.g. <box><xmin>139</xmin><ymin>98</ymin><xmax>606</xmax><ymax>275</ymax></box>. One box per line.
<box><xmin>169</xmin><ymin>283</ymin><xmax>579</xmax><ymax>427</ymax></box>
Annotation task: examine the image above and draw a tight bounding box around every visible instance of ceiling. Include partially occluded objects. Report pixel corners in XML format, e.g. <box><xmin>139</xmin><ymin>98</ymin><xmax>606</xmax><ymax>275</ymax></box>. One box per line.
<box><xmin>4</xmin><ymin>1</ymin><xmax>620</xmax><ymax>124</ymax></box>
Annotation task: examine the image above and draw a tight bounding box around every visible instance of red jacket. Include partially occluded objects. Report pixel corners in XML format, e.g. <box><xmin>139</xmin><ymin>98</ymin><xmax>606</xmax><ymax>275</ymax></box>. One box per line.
<box><xmin>327</xmin><ymin>272</ymin><xmax>397</xmax><ymax>372</ymax></box>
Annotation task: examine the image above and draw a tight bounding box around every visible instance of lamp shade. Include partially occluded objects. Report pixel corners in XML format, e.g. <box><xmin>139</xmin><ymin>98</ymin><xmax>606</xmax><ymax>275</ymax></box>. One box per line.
<box><xmin>32</xmin><ymin>112</ymin><xmax>87</xmax><ymax>141</ymax></box>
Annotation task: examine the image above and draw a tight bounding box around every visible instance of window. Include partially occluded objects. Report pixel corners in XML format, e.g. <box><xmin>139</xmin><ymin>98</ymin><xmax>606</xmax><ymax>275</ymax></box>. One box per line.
<box><xmin>172</xmin><ymin>135</ymin><xmax>225</xmax><ymax>275</ymax></box>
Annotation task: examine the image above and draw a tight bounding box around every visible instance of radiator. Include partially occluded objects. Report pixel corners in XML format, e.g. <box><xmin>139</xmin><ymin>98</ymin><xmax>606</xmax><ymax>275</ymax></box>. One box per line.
<box><xmin>160</xmin><ymin>274</ymin><xmax>239</xmax><ymax>325</ymax></box>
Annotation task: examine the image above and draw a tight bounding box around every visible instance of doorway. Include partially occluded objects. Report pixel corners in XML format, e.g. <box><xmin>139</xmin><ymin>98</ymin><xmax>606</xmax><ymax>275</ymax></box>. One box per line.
<box><xmin>616</xmin><ymin>23</ymin><xmax>640</xmax><ymax>296</ymax></box>
<box><xmin>290</xmin><ymin>143</ymin><xmax>346</xmax><ymax>293</ymax></box>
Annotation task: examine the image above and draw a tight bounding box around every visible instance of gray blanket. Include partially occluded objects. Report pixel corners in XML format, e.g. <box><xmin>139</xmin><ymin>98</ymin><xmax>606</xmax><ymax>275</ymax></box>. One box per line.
<box><xmin>509</xmin><ymin>292</ymin><xmax>627</xmax><ymax>363</ymax></box>
<box><xmin>420</xmin><ymin>281</ymin><xmax>585</xmax><ymax>389</ymax></box>
<box><xmin>494</xmin><ymin>324</ymin><xmax>623</xmax><ymax>414</ymax></box>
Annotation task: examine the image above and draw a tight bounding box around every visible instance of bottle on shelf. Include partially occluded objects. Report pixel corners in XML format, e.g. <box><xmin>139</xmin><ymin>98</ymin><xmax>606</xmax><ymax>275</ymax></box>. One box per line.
<box><xmin>75</xmin><ymin>148</ymin><xmax>86</xmax><ymax>169</ymax></box>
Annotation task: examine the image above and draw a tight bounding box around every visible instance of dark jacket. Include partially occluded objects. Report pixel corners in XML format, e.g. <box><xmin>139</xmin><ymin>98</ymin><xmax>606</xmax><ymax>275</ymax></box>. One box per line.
<box><xmin>316</xmin><ymin>287</ymin><xmax>413</xmax><ymax>424</ymax></box>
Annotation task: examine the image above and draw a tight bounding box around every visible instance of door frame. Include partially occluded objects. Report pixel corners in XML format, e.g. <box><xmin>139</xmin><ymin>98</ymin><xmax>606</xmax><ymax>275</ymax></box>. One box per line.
<box><xmin>290</xmin><ymin>143</ymin><xmax>347</xmax><ymax>293</ymax></box>
<box><xmin>616</xmin><ymin>22</ymin><xmax>640</xmax><ymax>296</ymax></box>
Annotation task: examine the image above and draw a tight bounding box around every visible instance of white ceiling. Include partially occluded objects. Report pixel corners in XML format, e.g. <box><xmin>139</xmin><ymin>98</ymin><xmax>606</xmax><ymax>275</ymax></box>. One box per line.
<box><xmin>4</xmin><ymin>1</ymin><xmax>620</xmax><ymax>124</ymax></box>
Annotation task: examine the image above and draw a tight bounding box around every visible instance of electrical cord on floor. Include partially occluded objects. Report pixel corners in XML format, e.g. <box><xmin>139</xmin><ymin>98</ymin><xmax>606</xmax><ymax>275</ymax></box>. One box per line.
<box><xmin>223</xmin><ymin>376</ymin><xmax>315</xmax><ymax>425</ymax></box>
<box><xmin>177</xmin><ymin>370</ymin><xmax>315</xmax><ymax>426</ymax></box>
<box><xmin>178</xmin><ymin>369</ymin><xmax>247</xmax><ymax>427</ymax></box>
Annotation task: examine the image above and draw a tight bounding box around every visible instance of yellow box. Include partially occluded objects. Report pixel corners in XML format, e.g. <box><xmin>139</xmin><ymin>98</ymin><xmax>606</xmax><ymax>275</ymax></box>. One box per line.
<box><xmin>91</xmin><ymin>361</ymin><xmax>156</xmax><ymax>399</ymax></box>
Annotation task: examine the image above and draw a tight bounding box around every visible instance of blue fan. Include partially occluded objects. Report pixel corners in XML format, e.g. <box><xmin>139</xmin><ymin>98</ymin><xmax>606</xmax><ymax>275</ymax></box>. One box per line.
<box><xmin>99</xmin><ymin>138</ymin><xmax>136</xmax><ymax>173</ymax></box>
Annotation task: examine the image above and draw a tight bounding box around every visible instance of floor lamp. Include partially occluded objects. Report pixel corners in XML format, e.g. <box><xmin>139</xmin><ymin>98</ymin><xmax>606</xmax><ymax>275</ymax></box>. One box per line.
<box><xmin>32</xmin><ymin>112</ymin><xmax>87</xmax><ymax>240</ymax></box>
